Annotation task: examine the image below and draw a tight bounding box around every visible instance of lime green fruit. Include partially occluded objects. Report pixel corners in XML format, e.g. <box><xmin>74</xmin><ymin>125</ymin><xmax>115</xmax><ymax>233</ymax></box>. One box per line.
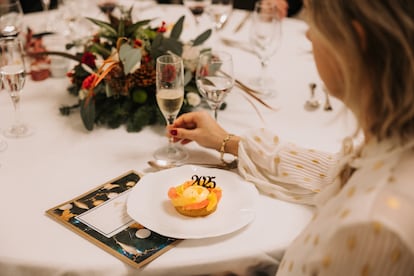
<box><xmin>132</xmin><ymin>89</ymin><xmax>148</xmax><ymax>104</ymax></box>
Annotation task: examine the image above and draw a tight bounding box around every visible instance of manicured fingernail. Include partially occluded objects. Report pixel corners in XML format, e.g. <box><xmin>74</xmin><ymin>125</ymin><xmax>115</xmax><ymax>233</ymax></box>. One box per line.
<box><xmin>170</xmin><ymin>129</ymin><xmax>177</xmax><ymax>136</ymax></box>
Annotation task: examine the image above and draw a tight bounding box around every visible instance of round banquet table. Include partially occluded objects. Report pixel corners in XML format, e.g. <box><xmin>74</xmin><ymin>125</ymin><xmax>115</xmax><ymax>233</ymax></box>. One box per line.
<box><xmin>0</xmin><ymin>2</ymin><xmax>356</xmax><ymax>276</ymax></box>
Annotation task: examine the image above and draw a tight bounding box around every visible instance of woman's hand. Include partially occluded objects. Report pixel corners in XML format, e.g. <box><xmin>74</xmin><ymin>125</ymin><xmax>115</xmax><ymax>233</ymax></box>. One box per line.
<box><xmin>167</xmin><ymin>111</ymin><xmax>239</xmax><ymax>156</ymax></box>
<box><xmin>263</xmin><ymin>0</ymin><xmax>289</xmax><ymax>18</ymax></box>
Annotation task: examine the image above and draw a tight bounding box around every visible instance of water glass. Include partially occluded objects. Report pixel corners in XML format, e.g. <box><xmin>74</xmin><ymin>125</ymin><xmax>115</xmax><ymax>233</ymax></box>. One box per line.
<box><xmin>196</xmin><ymin>51</ymin><xmax>234</xmax><ymax>121</ymax></box>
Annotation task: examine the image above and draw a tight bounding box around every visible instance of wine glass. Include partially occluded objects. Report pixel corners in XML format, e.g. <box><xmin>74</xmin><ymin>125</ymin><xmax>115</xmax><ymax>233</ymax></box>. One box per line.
<box><xmin>183</xmin><ymin>0</ymin><xmax>212</xmax><ymax>26</ymax></box>
<box><xmin>207</xmin><ymin>0</ymin><xmax>233</xmax><ymax>31</ymax></box>
<box><xmin>196</xmin><ymin>51</ymin><xmax>234</xmax><ymax>121</ymax></box>
<box><xmin>0</xmin><ymin>0</ymin><xmax>24</xmax><ymax>37</ymax></box>
<box><xmin>248</xmin><ymin>0</ymin><xmax>282</xmax><ymax>98</ymax></box>
<box><xmin>154</xmin><ymin>55</ymin><xmax>189</xmax><ymax>163</ymax></box>
<box><xmin>0</xmin><ymin>37</ymin><xmax>33</xmax><ymax>138</ymax></box>
<box><xmin>96</xmin><ymin>0</ymin><xmax>117</xmax><ymax>17</ymax></box>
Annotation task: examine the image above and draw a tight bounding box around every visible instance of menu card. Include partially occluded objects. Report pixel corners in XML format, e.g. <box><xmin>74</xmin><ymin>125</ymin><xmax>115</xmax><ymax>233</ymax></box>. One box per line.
<box><xmin>46</xmin><ymin>170</ymin><xmax>180</xmax><ymax>268</ymax></box>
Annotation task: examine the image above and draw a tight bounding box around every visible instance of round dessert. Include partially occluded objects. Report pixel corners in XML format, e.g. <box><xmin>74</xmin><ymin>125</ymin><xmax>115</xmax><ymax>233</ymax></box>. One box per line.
<box><xmin>168</xmin><ymin>176</ymin><xmax>222</xmax><ymax>217</ymax></box>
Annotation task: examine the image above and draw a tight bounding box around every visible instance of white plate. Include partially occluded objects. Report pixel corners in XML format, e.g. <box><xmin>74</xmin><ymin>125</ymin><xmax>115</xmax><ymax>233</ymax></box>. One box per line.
<box><xmin>127</xmin><ymin>165</ymin><xmax>259</xmax><ymax>239</ymax></box>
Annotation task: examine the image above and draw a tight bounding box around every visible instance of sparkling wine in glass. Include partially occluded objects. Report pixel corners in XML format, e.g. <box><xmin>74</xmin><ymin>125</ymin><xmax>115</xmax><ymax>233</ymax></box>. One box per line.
<box><xmin>0</xmin><ymin>0</ymin><xmax>24</xmax><ymax>37</ymax></box>
<box><xmin>249</xmin><ymin>0</ymin><xmax>282</xmax><ymax>98</ymax></box>
<box><xmin>183</xmin><ymin>0</ymin><xmax>212</xmax><ymax>26</ymax></box>
<box><xmin>0</xmin><ymin>37</ymin><xmax>33</xmax><ymax>138</ymax></box>
<box><xmin>154</xmin><ymin>55</ymin><xmax>188</xmax><ymax>163</ymax></box>
<box><xmin>196</xmin><ymin>51</ymin><xmax>234</xmax><ymax>121</ymax></box>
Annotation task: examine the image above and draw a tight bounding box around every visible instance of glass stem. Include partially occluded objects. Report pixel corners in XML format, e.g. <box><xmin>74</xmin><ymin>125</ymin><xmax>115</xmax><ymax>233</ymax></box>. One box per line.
<box><xmin>166</xmin><ymin>115</ymin><xmax>175</xmax><ymax>146</ymax></box>
<box><xmin>11</xmin><ymin>93</ymin><xmax>21</xmax><ymax>127</ymax></box>
<box><xmin>259</xmin><ymin>59</ymin><xmax>269</xmax><ymax>88</ymax></box>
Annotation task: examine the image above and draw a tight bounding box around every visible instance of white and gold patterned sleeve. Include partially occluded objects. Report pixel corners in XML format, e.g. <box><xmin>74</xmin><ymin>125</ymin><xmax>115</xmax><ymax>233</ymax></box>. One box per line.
<box><xmin>237</xmin><ymin>128</ymin><xmax>351</xmax><ymax>205</ymax></box>
<box><xmin>305</xmin><ymin>219</ymin><xmax>414</xmax><ymax>276</ymax></box>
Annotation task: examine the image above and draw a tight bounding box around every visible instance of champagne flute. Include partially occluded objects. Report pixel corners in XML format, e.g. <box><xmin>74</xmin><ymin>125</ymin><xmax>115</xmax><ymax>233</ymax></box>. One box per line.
<box><xmin>0</xmin><ymin>37</ymin><xmax>33</xmax><ymax>138</ymax></box>
<box><xmin>183</xmin><ymin>0</ymin><xmax>212</xmax><ymax>26</ymax></box>
<box><xmin>196</xmin><ymin>51</ymin><xmax>234</xmax><ymax>121</ymax></box>
<box><xmin>0</xmin><ymin>0</ymin><xmax>24</xmax><ymax>37</ymax></box>
<box><xmin>154</xmin><ymin>55</ymin><xmax>188</xmax><ymax>163</ymax></box>
<box><xmin>248</xmin><ymin>0</ymin><xmax>282</xmax><ymax>98</ymax></box>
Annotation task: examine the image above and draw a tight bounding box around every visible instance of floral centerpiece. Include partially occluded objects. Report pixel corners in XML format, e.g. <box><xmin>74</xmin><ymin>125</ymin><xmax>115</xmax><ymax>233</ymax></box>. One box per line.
<box><xmin>58</xmin><ymin>7</ymin><xmax>211</xmax><ymax>132</ymax></box>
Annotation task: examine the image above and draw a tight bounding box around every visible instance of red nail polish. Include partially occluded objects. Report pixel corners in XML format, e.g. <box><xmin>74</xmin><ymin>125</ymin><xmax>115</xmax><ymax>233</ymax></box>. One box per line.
<box><xmin>170</xmin><ymin>129</ymin><xmax>177</xmax><ymax>136</ymax></box>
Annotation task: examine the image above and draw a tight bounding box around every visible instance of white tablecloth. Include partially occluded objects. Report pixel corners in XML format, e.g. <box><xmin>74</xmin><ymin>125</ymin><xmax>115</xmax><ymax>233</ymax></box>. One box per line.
<box><xmin>0</xmin><ymin>3</ymin><xmax>355</xmax><ymax>276</ymax></box>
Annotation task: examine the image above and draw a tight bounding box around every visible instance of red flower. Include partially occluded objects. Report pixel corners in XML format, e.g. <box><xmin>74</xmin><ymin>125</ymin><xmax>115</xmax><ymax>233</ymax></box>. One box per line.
<box><xmin>81</xmin><ymin>52</ymin><xmax>96</xmax><ymax>68</ymax></box>
<box><xmin>134</xmin><ymin>39</ymin><xmax>142</xmax><ymax>48</ymax></box>
<box><xmin>157</xmin><ymin>21</ymin><xmax>167</xmax><ymax>33</ymax></box>
<box><xmin>162</xmin><ymin>65</ymin><xmax>176</xmax><ymax>83</ymax></box>
<box><xmin>82</xmin><ymin>74</ymin><xmax>98</xmax><ymax>90</ymax></box>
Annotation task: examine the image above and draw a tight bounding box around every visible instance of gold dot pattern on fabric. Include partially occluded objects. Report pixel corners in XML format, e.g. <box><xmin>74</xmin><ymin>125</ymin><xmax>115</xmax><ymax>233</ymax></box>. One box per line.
<box><xmin>273</xmin><ymin>136</ymin><xmax>279</xmax><ymax>144</ymax></box>
<box><xmin>372</xmin><ymin>221</ymin><xmax>382</xmax><ymax>234</ymax></box>
<box><xmin>391</xmin><ymin>248</ymin><xmax>401</xmax><ymax>263</ymax></box>
<box><xmin>254</xmin><ymin>136</ymin><xmax>262</xmax><ymax>143</ymax></box>
<box><xmin>361</xmin><ymin>264</ymin><xmax>370</xmax><ymax>276</ymax></box>
<box><xmin>304</xmin><ymin>177</ymin><xmax>311</xmax><ymax>182</ymax></box>
<box><xmin>242</xmin><ymin>166</ymin><xmax>249</xmax><ymax>172</ymax></box>
<box><xmin>365</xmin><ymin>186</ymin><xmax>375</xmax><ymax>193</ymax></box>
<box><xmin>340</xmin><ymin>209</ymin><xmax>350</xmax><ymax>219</ymax></box>
<box><xmin>386</xmin><ymin>197</ymin><xmax>401</xmax><ymax>210</ymax></box>
<box><xmin>387</xmin><ymin>175</ymin><xmax>396</xmax><ymax>184</ymax></box>
<box><xmin>296</xmin><ymin>164</ymin><xmax>304</xmax><ymax>169</ymax></box>
<box><xmin>347</xmin><ymin>186</ymin><xmax>356</xmax><ymax>197</ymax></box>
<box><xmin>311</xmin><ymin>159</ymin><xmax>320</xmax><ymax>164</ymax></box>
<box><xmin>308</xmin><ymin>149</ymin><xmax>316</xmax><ymax>153</ymax></box>
<box><xmin>347</xmin><ymin>235</ymin><xmax>357</xmax><ymax>251</ymax></box>
<box><xmin>282</xmin><ymin>172</ymin><xmax>289</xmax><ymax>177</ymax></box>
<box><xmin>288</xmin><ymin>261</ymin><xmax>294</xmax><ymax>272</ymax></box>
<box><xmin>314</xmin><ymin>235</ymin><xmax>319</xmax><ymax>246</ymax></box>
<box><xmin>319</xmin><ymin>173</ymin><xmax>326</xmax><ymax>178</ymax></box>
<box><xmin>372</xmin><ymin>160</ymin><xmax>384</xmax><ymax>170</ymax></box>
<box><xmin>293</xmin><ymin>195</ymin><xmax>303</xmax><ymax>201</ymax></box>
<box><xmin>322</xmin><ymin>255</ymin><xmax>331</xmax><ymax>268</ymax></box>
<box><xmin>313</xmin><ymin>189</ymin><xmax>321</xmax><ymax>193</ymax></box>
<box><xmin>290</xmin><ymin>150</ymin><xmax>298</xmax><ymax>155</ymax></box>
<box><xmin>274</xmin><ymin>156</ymin><xmax>280</xmax><ymax>164</ymax></box>
<box><xmin>304</xmin><ymin>233</ymin><xmax>311</xmax><ymax>244</ymax></box>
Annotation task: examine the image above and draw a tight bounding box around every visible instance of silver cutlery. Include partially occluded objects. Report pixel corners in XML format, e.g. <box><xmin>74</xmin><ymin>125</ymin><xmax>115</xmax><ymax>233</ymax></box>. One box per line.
<box><xmin>304</xmin><ymin>82</ymin><xmax>320</xmax><ymax>111</ymax></box>
<box><xmin>233</xmin><ymin>12</ymin><xmax>251</xmax><ymax>32</ymax></box>
<box><xmin>148</xmin><ymin>159</ymin><xmax>238</xmax><ymax>170</ymax></box>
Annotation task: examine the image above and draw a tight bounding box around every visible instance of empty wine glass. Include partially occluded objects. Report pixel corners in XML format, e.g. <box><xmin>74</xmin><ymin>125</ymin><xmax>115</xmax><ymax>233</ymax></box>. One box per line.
<box><xmin>96</xmin><ymin>0</ymin><xmax>118</xmax><ymax>16</ymax></box>
<box><xmin>196</xmin><ymin>51</ymin><xmax>234</xmax><ymax>121</ymax></box>
<box><xmin>183</xmin><ymin>0</ymin><xmax>212</xmax><ymax>26</ymax></box>
<box><xmin>0</xmin><ymin>138</ymin><xmax>7</xmax><ymax>151</ymax></box>
<box><xmin>249</xmin><ymin>0</ymin><xmax>282</xmax><ymax>98</ymax></box>
<box><xmin>207</xmin><ymin>0</ymin><xmax>233</xmax><ymax>31</ymax></box>
<box><xmin>154</xmin><ymin>55</ymin><xmax>189</xmax><ymax>163</ymax></box>
<box><xmin>0</xmin><ymin>37</ymin><xmax>33</xmax><ymax>138</ymax></box>
<box><xmin>0</xmin><ymin>0</ymin><xmax>24</xmax><ymax>37</ymax></box>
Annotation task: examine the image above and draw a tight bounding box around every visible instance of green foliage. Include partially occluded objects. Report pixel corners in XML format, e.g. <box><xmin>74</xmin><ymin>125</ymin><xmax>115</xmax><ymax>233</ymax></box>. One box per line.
<box><xmin>62</xmin><ymin>7</ymin><xmax>213</xmax><ymax>132</ymax></box>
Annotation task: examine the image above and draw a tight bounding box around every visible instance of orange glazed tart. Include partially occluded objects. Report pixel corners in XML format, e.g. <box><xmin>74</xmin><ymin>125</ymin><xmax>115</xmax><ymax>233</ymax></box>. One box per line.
<box><xmin>168</xmin><ymin>175</ymin><xmax>222</xmax><ymax>217</ymax></box>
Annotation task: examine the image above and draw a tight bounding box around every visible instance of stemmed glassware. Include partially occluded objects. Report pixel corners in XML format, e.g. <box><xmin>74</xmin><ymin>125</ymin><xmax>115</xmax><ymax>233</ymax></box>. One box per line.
<box><xmin>196</xmin><ymin>51</ymin><xmax>234</xmax><ymax>121</ymax></box>
<box><xmin>0</xmin><ymin>37</ymin><xmax>33</xmax><ymax>138</ymax></box>
<box><xmin>183</xmin><ymin>0</ymin><xmax>212</xmax><ymax>26</ymax></box>
<box><xmin>248</xmin><ymin>0</ymin><xmax>282</xmax><ymax>98</ymax></box>
<box><xmin>154</xmin><ymin>55</ymin><xmax>189</xmax><ymax>163</ymax></box>
<box><xmin>0</xmin><ymin>0</ymin><xmax>24</xmax><ymax>37</ymax></box>
<box><xmin>207</xmin><ymin>0</ymin><xmax>233</xmax><ymax>32</ymax></box>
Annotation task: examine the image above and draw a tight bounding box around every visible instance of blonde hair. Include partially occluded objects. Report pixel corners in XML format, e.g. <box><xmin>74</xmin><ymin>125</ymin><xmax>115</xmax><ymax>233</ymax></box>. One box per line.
<box><xmin>307</xmin><ymin>0</ymin><xmax>414</xmax><ymax>142</ymax></box>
